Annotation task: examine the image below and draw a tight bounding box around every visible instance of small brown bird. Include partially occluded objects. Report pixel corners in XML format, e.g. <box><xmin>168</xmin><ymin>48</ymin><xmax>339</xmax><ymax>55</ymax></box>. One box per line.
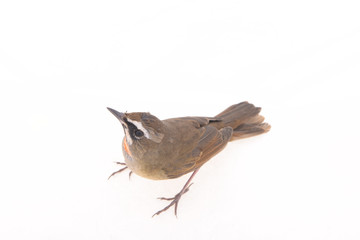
<box><xmin>107</xmin><ymin>102</ymin><xmax>270</xmax><ymax>216</ymax></box>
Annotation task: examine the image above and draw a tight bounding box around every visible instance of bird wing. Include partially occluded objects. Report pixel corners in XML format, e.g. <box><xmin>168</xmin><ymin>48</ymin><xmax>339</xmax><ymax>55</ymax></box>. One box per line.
<box><xmin>192</xmin><ymin>125</ymin><xmax>233</xmax><ymax>168</ymax></box>
<box><xmin>164</xmin><ymin>118</ymin><xmax>233</xmax><ymax>178</ymax></box>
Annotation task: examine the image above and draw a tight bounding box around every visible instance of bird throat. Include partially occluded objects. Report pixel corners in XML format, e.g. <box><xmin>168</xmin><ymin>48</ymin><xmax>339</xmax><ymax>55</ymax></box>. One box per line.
<box><xmin>123</xmin><ymin>139</ymin><xmax>132</xmax><ymax>157</ymax></box>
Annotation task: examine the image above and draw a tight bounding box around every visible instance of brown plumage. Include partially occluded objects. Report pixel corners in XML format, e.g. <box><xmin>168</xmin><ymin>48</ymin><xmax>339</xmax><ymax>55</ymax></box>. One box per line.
<box><xmin>107</xmin><ymin>101</ymin><xmax>270</xmax><ymax>216</ymax></box>
<box><xmin>212</xmin><ymin>101</ymin><xmax>271</xmax><ymax>140</ymax></box>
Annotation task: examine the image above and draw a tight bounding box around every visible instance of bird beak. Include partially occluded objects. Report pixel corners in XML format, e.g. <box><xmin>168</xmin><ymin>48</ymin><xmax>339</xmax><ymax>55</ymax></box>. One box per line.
<box><xmin>107</xmin><ymin>107</ymin><xmax>126</xmax><ymax>123</ymax></box>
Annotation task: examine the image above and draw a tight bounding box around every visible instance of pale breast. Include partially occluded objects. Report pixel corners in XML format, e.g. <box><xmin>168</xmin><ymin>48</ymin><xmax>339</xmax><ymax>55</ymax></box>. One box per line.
<box><xmin>122</xmin><ymin>138</ymin><xmax>168</xmax><ymax>180</ymax></box>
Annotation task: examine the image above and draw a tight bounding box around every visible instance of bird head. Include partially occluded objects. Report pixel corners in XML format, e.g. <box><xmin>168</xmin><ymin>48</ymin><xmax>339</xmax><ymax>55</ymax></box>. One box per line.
<box><xmin>107</xmin><ymin>108</ymin><xmax>165</xmax><ymax>154</ymax></box>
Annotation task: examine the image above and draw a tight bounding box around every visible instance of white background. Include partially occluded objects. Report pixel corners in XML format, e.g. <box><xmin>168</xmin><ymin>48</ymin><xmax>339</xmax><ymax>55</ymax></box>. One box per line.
<box><xmin>1</xmin><ymin>0</ymin><xmax>360</xmax><ymax>239</ymax></box>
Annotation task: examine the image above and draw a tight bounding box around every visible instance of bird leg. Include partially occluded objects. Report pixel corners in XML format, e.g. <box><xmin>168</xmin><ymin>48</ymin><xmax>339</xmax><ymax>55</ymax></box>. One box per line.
<box><xmin>108</xmin><ymin>162</ymin><xmax>128</xmax><ymax>180</ymax></box>
<box><xmin>152</xmin><ymin>168</ymin><xmax>200</xmax><ymax>217</ymax></box>
<box><xmin>114</xmin><ymin>161</ymin><xmax>126</xmax><ymax>165</ymax></box>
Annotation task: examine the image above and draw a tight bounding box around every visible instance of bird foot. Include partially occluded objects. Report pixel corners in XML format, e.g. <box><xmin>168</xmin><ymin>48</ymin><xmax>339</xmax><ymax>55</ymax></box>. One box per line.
<box><xmin>114</xmin><ymin>162</ymin><xmax>126</xmax><ymax>165</ymax></box>
<box><xmin>108</xmin><ymin>165</ymin><xmax>128</xmax><ymax>180</ymax></box>
<box><xmin>153</xmin><ymin>183</ymin><xmax>193</xmax><ymax>217</ymax></box>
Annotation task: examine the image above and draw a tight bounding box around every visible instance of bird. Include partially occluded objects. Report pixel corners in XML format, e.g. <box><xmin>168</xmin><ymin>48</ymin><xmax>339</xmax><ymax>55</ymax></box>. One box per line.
<box><xmin>107</xmin><ymin>102</ymin><xmax>270</xmax><ymax>217</ymax></box>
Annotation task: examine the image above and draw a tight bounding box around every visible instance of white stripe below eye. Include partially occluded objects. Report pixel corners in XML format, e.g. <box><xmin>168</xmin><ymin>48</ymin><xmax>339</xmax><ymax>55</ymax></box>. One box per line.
<box><xmin>124</xmin><ymin>128</ymin><xmax>133</xmax><ymax>145</ymax></box>
<box><xmin>127</xmin><ymin>119</ymin><xmax>150</xmax><ymax>139</ymax></box>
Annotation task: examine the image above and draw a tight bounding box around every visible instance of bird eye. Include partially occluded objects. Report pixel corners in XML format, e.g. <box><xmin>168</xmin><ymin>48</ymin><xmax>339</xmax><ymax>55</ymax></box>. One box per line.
<box><xmin>134</xmin><ymin>129</ymin><xmax>144</xmax><ymax>138</ymax></box>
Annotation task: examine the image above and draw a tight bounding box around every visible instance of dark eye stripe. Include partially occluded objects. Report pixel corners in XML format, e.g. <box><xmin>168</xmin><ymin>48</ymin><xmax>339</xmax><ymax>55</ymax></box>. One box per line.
<box><xmin>124</xmin><ymin>118</ymin><xmax>143</xmax><ymax>139</ymax></box>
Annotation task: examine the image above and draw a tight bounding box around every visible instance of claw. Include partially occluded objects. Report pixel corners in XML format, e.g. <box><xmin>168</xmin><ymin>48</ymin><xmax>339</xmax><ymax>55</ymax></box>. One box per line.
<box><xmin>157</xmin><ymin>183</ymin><xmax>193</xmax><ymax>201</ymax></box>
<box><xmin>108</xmin><ymin>166</ymin><xmax>128</xmax><ymax>180</ymax></box>
<box><xmin>114</xmin><ymin>162</ymin><xmax>126</xmax><ymax>165</ymax></box>
<box><xmin>152</xmin><ymin>197</ymin><xmax>179</xmax><ymax>217</ymax></box>
<box><xmin>158</xmin><ymin>196</ymin><xmax>175</xmax><ymax>201</ymax></box>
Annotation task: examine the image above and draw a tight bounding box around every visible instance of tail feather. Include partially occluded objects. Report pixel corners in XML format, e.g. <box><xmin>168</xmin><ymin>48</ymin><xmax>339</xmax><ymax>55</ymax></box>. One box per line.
<box><xmin>212</xmin><ymin>102</ymin><xmax>270</xmax><ymax>141</ymax></box>
<box><xmin>231</xmin><ymin>122</ymin><xmax>271</xmax><ymax>140</ymax></box>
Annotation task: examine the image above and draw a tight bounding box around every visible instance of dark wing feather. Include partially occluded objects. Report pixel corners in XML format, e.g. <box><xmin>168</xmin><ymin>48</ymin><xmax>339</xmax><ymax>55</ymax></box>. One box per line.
<box><xmin>193</xmin><ymin>126</ymin><xmax>233</xmax><ymax>168</ymax></box>
<box><xmin>165</xmin><ymin>125</ymin><xmax>233</xmax><ymax>178</ymax></box>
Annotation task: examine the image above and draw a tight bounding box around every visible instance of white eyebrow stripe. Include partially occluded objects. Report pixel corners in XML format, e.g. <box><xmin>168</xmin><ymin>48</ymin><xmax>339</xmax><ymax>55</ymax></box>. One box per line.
<box><xmin>127</xmin><ymin>119</ymin><xmax>150</xmax><ymax>139</ymax></box>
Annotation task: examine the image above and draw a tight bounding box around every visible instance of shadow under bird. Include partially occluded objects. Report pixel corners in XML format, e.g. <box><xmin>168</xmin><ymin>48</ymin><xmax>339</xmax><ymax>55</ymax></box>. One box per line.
<box><xmin>107</xmin><ymin>102</ymin><xmax>270</xmax><ymax>217</ymax></box>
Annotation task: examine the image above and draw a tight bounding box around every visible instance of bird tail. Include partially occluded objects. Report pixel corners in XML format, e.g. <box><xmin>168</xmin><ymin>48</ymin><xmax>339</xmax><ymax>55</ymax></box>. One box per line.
<box><xmin>213</xmin><ymin>102</ymin><xmax>271</xmax><ymax>141</ymax></box>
